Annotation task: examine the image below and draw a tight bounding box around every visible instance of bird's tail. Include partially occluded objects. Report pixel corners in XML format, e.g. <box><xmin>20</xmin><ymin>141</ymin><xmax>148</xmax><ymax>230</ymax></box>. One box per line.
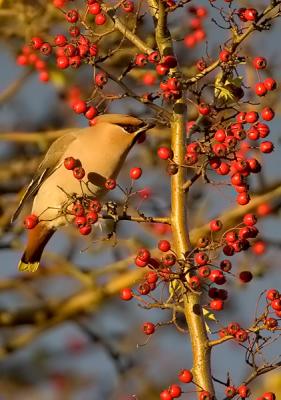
<box><xmin>18</xmin><ymin>224</ymin><xmax>55</xmax><ymax>273</ymax></box>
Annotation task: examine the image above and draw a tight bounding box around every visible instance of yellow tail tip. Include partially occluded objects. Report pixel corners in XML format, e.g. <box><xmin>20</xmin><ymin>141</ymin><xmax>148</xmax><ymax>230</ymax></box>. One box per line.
<box><xmin>18</xmin><ymin>260</ymin><xmax>40</xmax><ymax>273</ymax></box>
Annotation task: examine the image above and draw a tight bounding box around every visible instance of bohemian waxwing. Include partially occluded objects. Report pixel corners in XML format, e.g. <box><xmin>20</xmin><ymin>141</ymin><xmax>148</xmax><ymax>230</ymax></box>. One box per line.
<box><xmin>12</xmin><ymin>114</ymin><xmax>153</xmax><ymax>273</ymax></box>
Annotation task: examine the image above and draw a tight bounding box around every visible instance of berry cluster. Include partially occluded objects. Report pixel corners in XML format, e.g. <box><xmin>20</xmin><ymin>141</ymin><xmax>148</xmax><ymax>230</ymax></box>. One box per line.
<box><xmin>71</xmin><ymin>197</ymin><xmax>100</xmax><ymax>235</ymax></box>
<box><xmin>184</xmin><ymin>6</ymin><xmax>207</xmax><ymax>49</ymax></box>
<box><xmin>252</xmin><ymin>56</ymin><xmax>277</xmax><ymax>97</ymax></box>
<box><xmin>183</xmin><ymin>106</ymin><xmax>275</xmax><ymax>206</ymax></box>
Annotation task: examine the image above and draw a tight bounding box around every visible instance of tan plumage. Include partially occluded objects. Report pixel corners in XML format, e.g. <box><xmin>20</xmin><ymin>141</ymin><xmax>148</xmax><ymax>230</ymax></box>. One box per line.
<box><xmin>12</xmin><ymin>114</ymin><xmax>152</xmax><ymax>272</ymax></box>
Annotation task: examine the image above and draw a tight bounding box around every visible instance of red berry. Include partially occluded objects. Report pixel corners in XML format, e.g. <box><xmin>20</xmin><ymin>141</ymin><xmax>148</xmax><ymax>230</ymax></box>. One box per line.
<box><xmin>266</xmin><ymin>288</ymin><xmax>279</xmax><ymax>301</ymax></box>
<box><xmin>248</xmin><ymin>158</ymin><xmax>261</xmax><ymax>173</ymax></box>
<box><xmin>265</xmin><ymin>318</ymin><xmax>278</xmax><ymax>329</ymax></box>
<box><xmin>73</xmin><ymin>167</ymin><xmax>85</xmax><ymax>180</ymax></box>
<box><xmin>225</xmin><ymin>386</ymin><xmax>236</xmax><ymax>399</ymax></box>
<box><xmin>255</xmin><ymin>82</ymin><xmax>267</xmax><ymax>96</ymax></box>
<box><xmin>73</xmin><ymin>100</ymin><xmax>87</xmax><ymax>114</ymax></box>
<box><xmin>219</xmin><ymin>49</ymin><xmax>231</xmax><ymax>63</ymax></box>
<box><xmin>210</xmin><ymin>219</ymin><xmax>223</xmax><ymax>232</ymax></box>
<box><xmin>237</xmin><ymin>385</ymin><xmax>250</xmax><ymax>398</ymax></box>
<box><xmin>16</xmin><ymin>54</ymin><xmax>28</xmax><ymax>66</ymax></box>
<box><xmin>212</xmin><ymin>143</ymin><xmax>226</xmax><ymax>157</ymax></box>
<box><xmin>146</xmin><ymin>271</ymin><xmax>158</xmax><ymax>284</ymax></box>
<box><xmin>194</xmin><ymin>252</ymin><xmax>208</xmax><ymax>266</ymax></box>
<box><xmin>156</xmin><ymin>63</ymin><xmax>169</xmax><ymax>75</ymax></box>
<box><xmin>263</xmin><ymin>77</ymin><xmax>277</xmax><ymax>91</ymax></box>
<box><xmin>209</xmin><ymin>269</ymin><xmax>226</xmax><ymax>285</ymax></box>
<box><xmin>135</xmin><ymin>257</ymin><xmax>148</xmax><ymax>267</ymax></box>
<box><xmin>237</xmin><ymin>192</ymin><xmax>250</xmax><ymax>205</ymax></box>
<box><xmin>214</xmin><ymin>129</ymin><xmax>226</xmax><ymax>142</ymax></box>
<box><xmin>54</xmin><ymin>34</ymin><xmax>67</xmax><ymax>47</ymax></box>
<box><xmin>89</xmin><ymin>44</ymin><xmax>98</xmax><ymax>57</ymax></box>
<box><xmin>256</xmin><ymin>122</ymin><xmax>270</xmax><ymax>138</ymax></box>
<box><xmin>198</xmin><ymin>266</ymin><xmax>211</xmax><ymax>278</ymax></box>
<box><xmin>95</xmin><ymin>13</ymin><xmax>107</xmax><ymax>25</ymax></box>
<box><xmin>39</xmin><ymin>71</ymin><xmax>50</xmax><ymax>82</ymax></box>
<box><xmin>271</xmin><ymin>298</ymin><xmax>281</xmax><ymax>311</ymax></box>
<box><xmin>88</xmin><ymin>199</ymin><xmax>101</xmax><ymax>213</ymax></box>
<box><xmin>63</xmin><ymin>44</ymin><xmax>77</xmax><ymax>57</ymax></box>
<box><xmin>120</xmin><ymin>288</ymin><xmax>133</xmax><ymax>300</ymax></box>
<box><xmin>130</xmin><ymin>167</ymin><xmax>142</xmax><ymax>180</ymax></box>
<box><xmin>196</xmin><ymin>58</ymin><xmax>207</xmax><ymax>71</ymax></box>
<box><xmin>86</xmin><ymin>211</ymin><xmax>98</xmax><ymax>224</ymax></box>
<box><xmin>239</xmin><ymin>271</ymin><xmax>253</xmax><ymax>283</ymax></box>
<box><xmin>198</xmin><ymin>103</ymin><xmax>211</xmax><ymax>115</ymax></box>
<box><xmin>75</xmin><ymin>216</ymin><xmax>87</xmax><ymax>227</ymax></box>
<box><xmin>142</xmin><ymin>321</ymin><xmax>155</xmax><ymax>335</ymax></box>
<box><xmin>66</xmin><ymin>9</ymin><xmax>79</xmax><ymax>23</ymax></box>
<box><xmin>244</xmin><ymin>8</ymin><xmax>258</xmax><ymax>21</ymax></box>
<box><xmin>243</xmin><ymin>213</ymin><xmax>257</xmax><ymax>226</ymax></box>
<box><xmin>184</xmin><ymin>34</ymin><xmax>196</xmax><ymax>48</ymax></box>
<box><xmin>157</xmin><ymin>146</ymin><xmax>173</xmax><ymax>160</ymax></box>
<box><xmin>199</xmin><ymin>390</ymin><xmax>213</xmax><ymax>400</ymax></box>
<box><xmin>162</xmin><ymin>253</ymin><xmax>176</xmax><ymax>267</ymax></box>
<box><xmin>148</xmin><ymin>51</ymin><xmax>160</xmax><ymax>64</ymax></box>
<box><xmin>64</xmin><ymin>156</ymin><xmax>77</xmax><ymax>170</ymax></box>
<box><xmin>224</xmin><ymin>386</ymin><xmax>236</xmax><ymax>399</ymax></box>
<box><xmin>31</xmin><ymin>36</ymin><xmax>44</xmax><ymax>50</ymax></box>
<box><xmin>220</xmin><ymin>259</ymin><xmax>232</xmax><ymax>272</ymax></box>
<box><xmin>160</xmin><ymin>390</ymin><xmax>173</xmax><ymax>400</ymax></box>
<box><xmin>236</xmin><ymin>112</ymin><xmax>246</xmax><ymax>123</ymax></box>
<box><xmin>95</xmin><ymin>71</ymin><xmax>108</xmax><ymax>87</ymax></box>
<box><xmin>252</xmin><ymin>240</ymin><xmax>266</xmax><ymax>255</ymax></box>
<box><xmin>88</xmin><ymin>2</ymin><xmax>101</xmax><ymax>14</ymax></box>
<box><xmin>143</xmin><ymin>72</ymin><xmax>156</xmax><ymax>86</ymax></box>
<box><xmin>216</xmin><ymin>162</ymin><xmax>230</xmax><ymax>175</ymax></box>
<box><xmin>137</xmin><ymin>248</ymin><xmax>151</xmax><ymax>262</ymax></box>
<box><xmin>260</xmin><ymin>141</ymin><xmax>274</xmax><ymax>153</ymax></box>
<box><xmin>235</xmin><ymin>329</ymin><xmax>248</xmax><ymax>342</ymax></box>
<box><xmin>225</xmin><ymin>231</ymin><xmax>238</xmax><ymax>243</ymax></box>
<box><xmin>257</xmin><ymin>202</ymin><xmax>272</xmax><ymax>216</ymax></box>
<box><xmin>247</xmin><ymin>127</ymin><xmax>259</xmax><ymax>140</ymax></box>
<box><xmin>158</xmin><ymin>240</ymin><xmax>171</xmax><ymax>252</ymax></box>
<box><xmin>105</xmin><ymin>178</ymin><xmax>116</xmax><ymax>190</ymax></box>
<box><xmin>40</xmin><ymin>42</ymin><xmax>52</xmax><ymax>56</ymax></box>
<box><xmin>253</xmin><ymin>57</ymin><xmax>267</xmax><ymax>70</ymax></box>
<box><xmin>169</xmin><ymin>384</ymin><xmax>182</xmax><ymax>398</ymax></box>
<box><xmin>79</xmin><ymin>224</ymin><xmax>92</xmax><ymax>235</ymax></box>
<box><xmin>24</xmin><ymin>214</ymin><xmax>39</xmax><ymax>229</ymax></box>
<box><xmin>56</xmin><ymin>55</ymin><xmax>69</xmax><ymax>69</ymax></box>
<box><xmin>261</xmin><ymin>107</ymin><xmax>274</xmax><ymax>121</ymax></box>
<box><xmin>210</xmin><ymin>299</ymin><xmax>224</xmax><ymax>311</ymax></box>
<box><xmin>178</xmin><ymin>369</ymin><xmax>193</xmax><ymax>383</ymax></box>
<box><xmin>122</xmin><ymin>1</ymin><xmax>134</xmax><ymax>12</ymax></box>
<box><xmin>262</xmin><ymin>393</ymin><xmax>276</xmax><ymax>400</ymax></box>
<box><xmin>69</xmin><ymin>26</ymin><xmax>80</xmax><ymax>37</ymax></box>
<box><xmin>72</xmin><ymin>203</ymin><xmax>85</xmax><ymax>217</ymax></box>
<box><xmin>227</xmin><ymin>321</ymin><xmax>240</xmax><ymax>335</ymax></box>
<box><xmin>135</xmin><ymin>53</ymin><xmax>147</xmax><ymax>66</ymax></box>
<box><xmin>69</xmin><ymin>55</ymin><xmax>81</xmax><ymax>68</ymax></box>
<box><xmin>245</xmin><ymin>111</ymin><xmax>259</xmax><ymax>124</ymax></box>
<box><xmin>162</xmin><ymin>55</ymin><xmax>177</xmax><ymax>68</ymax></box>
<box><xmin>138</xmin><ymin>282</ymin><xmax>150</xmax><ymax>295</ymax></box>
<box><xmin>84</xmin><ymin>105</ymin><xmax>98</xmax><ymax>119</ymax></box>
<box><xmin>232</xmin><ymin>172</ymin><xmax>245</xmax><ymax>186</ymax></box>
<box><xmin>167</xmin><ymin>77</ymin><xmax>180</xmax><ymax>91</ymax></box>
<box><xmin>189</xmin><ymin>276</ymin><xmax>201</xmax><ymax>290</ymax></box>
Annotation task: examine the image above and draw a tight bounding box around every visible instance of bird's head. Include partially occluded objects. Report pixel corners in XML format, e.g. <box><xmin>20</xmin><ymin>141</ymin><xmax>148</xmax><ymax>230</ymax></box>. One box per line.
<box><xmin>93</xmin><ymin>114</ymin><xmax>155</xmax><ymax>146</ymax></box>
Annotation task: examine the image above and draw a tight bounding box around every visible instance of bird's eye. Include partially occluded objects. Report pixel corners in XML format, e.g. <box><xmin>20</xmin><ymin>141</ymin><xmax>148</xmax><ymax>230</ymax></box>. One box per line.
<box><xmin>116</xmin><ymin>123</ymin><xmax>145</xmax><ymax>134</ymax></box>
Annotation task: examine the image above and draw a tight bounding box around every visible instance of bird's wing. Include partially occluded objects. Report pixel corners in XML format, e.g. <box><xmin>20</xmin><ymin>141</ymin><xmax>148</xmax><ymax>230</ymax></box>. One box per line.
<box><xmin>11</xmin><ymin>131</ymin><xmax>77</xmax><ymax>222</ymax></box>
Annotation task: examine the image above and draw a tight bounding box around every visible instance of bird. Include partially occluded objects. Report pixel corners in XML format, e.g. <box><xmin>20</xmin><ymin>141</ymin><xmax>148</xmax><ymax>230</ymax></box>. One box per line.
<box><xmin>11</xmin><ymin>114</ymin><xmax>153</xmax><ymax>273</ymax></box>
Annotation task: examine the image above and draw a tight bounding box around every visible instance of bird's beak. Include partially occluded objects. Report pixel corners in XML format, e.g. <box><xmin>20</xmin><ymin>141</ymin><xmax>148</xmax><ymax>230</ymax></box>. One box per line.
<box><xmin>133</xmin><ymin>122</ymin><xmax>155</xmax><ymax>138</ymax></box>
